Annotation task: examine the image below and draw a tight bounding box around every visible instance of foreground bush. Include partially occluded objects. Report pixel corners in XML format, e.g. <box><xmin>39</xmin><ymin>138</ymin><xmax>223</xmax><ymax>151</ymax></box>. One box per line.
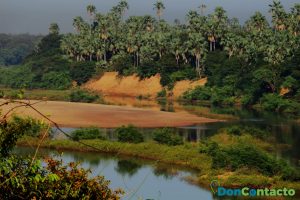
<box><xmin>0</xmin><ymin>156</ymin><xmax>123</xmax><ymax>199</ymax></box>
<box><xmin>153</xmin><ymin>128</ymin><xmax>183</xmax><ymax>146</ymax></box>
<box><xmin>115</xmin><ymin>125</ymin><xmax>144</xmax><ymax>143</ymax></box>
<box><xmin>71</xmin><ymin>127</ymin><xmax>106</xmax><ymax>141</ymax></box>
<box><xmin>70</xmin><ymin>89</ymin><xmax>99</xmax><ymax>103</ymax></box>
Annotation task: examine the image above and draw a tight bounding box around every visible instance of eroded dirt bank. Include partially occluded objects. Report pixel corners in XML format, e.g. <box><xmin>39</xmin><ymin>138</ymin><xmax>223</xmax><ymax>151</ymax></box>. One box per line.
<box><xmin>84</xmin><ymin>72</ymin><xmax>207</xmax><ymax>98</ymax></box>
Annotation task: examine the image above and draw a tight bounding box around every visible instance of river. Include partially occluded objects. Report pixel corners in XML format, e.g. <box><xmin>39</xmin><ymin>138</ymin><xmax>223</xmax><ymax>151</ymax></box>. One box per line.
<box><xmin>15</xmin><ymin>147</ymin><xmax>213</xmax><ymax>200</ymax></box>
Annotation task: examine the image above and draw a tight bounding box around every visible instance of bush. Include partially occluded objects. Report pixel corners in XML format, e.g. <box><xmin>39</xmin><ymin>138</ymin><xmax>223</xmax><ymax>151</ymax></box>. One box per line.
<box><xmin>157</xmin><ymin>89</ymin><xmax>167</xmax><ymax>98</ymax></box>
<box><xmin>182</xmin><ymin>86</ymin><xmax>211</xmax><ymax>101</ymax></box>
<box><xmin>260</xmin><ymin>93</ymin><xmax>300</xmax><ymax>113</ymax></box>
<box><xmin>200</xmin><ymin>141</ymin><xmax>299</xmax><ymax>180</ymax></box>
<box><xmin>70</xmin><ymin>89</ymin><xmax>99</xmax><ymax>103</ymax></box>
<box><xmin>153</xmin><ymin>128</ymin><xmax>183</xmax><ymax>146</ymax></box>
<box><xmin>0</xmin><ymin>156</ymin><xmax>123</xmax><ymax>199</ymax></box>
<box><xmin>115</xmin><ymin>125</ymin><xmax>144</xmax><ymax>143</ymax></box>
<box><xmin>225</xmin><ymin>125</ymin><xmax>270</xmax><ymax>139</ymax></box>
<box><xmin>70</xmin><ymin>61</ymin><xmax>96</xmax><ymax>85</ymax></box>
<box><xmin>41</xmin><ymin>71</ymin><xmax>72</xmax><ymax>90</ymax></box>
<box><xmin>71</xmin><ymin>127</ymin><xmax>105</xmax><ymax>141</ymax></box>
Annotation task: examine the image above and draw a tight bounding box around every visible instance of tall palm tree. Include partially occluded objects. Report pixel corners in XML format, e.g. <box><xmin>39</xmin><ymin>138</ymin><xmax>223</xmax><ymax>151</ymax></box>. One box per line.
<box><xmin>153</xmin><ymin>1</ymin><xmax>165</xmax><ymax>20</ymax></box>
<box><xmin>199</xmin><ymin>4</ymin><xmax>207</xmax><ymax>16</ymax></box>
<box><xmin>49</xmin><ymin>23</ymin><xmax>60</xmax><ymax>35</ymax></box>
<box><xmin>269</xmin><ymin>0</ymin><xmax>287</xmax><ymax>31</ymax></box>
<box><xmin>187</xmin><ymin>32</ymin><xmax>207</xmax><ymax>78</ymax></box>
<box><xmin>87</xmin><ymin>4</ymin><xmax>97</xmax><ymax>20</ymax></box>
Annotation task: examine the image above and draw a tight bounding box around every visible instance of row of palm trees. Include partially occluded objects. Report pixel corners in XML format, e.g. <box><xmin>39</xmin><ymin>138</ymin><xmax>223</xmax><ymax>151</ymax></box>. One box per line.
<box><xmin>60</xmin><ymin>0</ymin><xmax>300</xmax><ymax>78</ymax></box>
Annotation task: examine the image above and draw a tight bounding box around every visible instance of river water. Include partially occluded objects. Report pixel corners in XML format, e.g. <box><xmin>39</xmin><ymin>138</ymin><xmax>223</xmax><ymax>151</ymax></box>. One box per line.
<box><xmin>16</xmin><ymin>97</ymin><xmax>300</xmax><ymax>200</ymax></box>
<box><xmin>15</xmin><ymin>147</ymin><xmax>213</xmax><ymax>200</ymax></box>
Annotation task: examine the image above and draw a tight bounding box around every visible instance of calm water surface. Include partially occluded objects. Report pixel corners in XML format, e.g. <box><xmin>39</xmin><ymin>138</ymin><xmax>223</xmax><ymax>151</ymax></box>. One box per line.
<box><xmin>15</xmin><ymin>147</ymin><xmax>213</xmax><ymax>200</ymax></box>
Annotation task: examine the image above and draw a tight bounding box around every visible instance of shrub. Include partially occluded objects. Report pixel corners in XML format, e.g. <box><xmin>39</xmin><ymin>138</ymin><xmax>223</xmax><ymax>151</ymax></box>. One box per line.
<box><xmin>260</xmin><ymin>93</ymin><xmax>300</xmax><ymax>113</ymax></box>
<box><xmin>0</xmin><ymin>90</ymin><xmax>4</xmax><ymax>98</ymax></box>
<box><xmin>224</xmin><ymin>125</ymin><xmax>270</xmax><ymax>139</ymax></box>
<box><xmin>71</xmin><ymin>127</ymin><xmax>105</xmax><ymax>141</ymax></box>
<box><xmin>182</xmin><ymin>86</ymin><xmax>211</xmax><ymax>101</ymax></box>
<box><xmin>157</xmin><ymin>89</ymin><xmax>167</xmax><ymax>98</ymax></box>
<box><xmin>200</xmin><ymin>141</ymin><xmax>299</xmax><ymax>180</ymax></box>
<box><xmin>41</xmin><ymin>71</ymin><xmax>72</xmax><ymax>90</ymax></box>
<box><xmin>70</xmin><ymin>61</ymin><xmax>96</xmax><ymax>85</ymax></box>
<box><xmin>153</xmin><ymin>128</ymin><xmax>183</xmax><ymax>146</ymax></box>
<box><xmin>0</xmin><ymin>156</ymin><xmax>123</xmax><ymax>199</ymax></box>
<box><xmin>115</xmin><ymin>125</ymin><xmax>144</xmax><ymax>143</ymax></box>
<box><xmin>70</xmin><ymin>89</ymin><xmax>99</xmax><ymax>103</ymax></box>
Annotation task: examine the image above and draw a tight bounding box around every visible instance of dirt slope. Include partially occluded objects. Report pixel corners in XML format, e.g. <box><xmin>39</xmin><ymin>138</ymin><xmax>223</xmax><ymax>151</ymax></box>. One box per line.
<box><xmin>84</xmin><ymin>72</ymin><xmax>207</xmax><ymax>98</ymax></box>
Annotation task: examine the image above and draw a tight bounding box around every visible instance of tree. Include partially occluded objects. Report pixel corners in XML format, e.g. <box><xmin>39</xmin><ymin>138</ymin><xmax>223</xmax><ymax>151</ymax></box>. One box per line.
<box><xmin>187</xmin><ymin>32</ymin><xmax>207</xmax><ymax>78</ymax></box>
<box><xmin>49</xmin><ymin>23</ymin><xmax>60</xmax><ymax>35</ymax></box>
<box><xmin>199</xmin><ymin>4</ymin><xmax>207</xmax><ymax>16</ymax></box>
<box><xmin>153</xmin><ymin>1</ymin><xmax>165</xmax><ymax>20</ymax></box>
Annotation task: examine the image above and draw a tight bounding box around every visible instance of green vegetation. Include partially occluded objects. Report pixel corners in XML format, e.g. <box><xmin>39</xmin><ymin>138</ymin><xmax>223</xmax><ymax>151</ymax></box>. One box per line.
<box><xmin>1</xmin><ymin>1</ymin><xmax>300</xmax><ymax>114</ymax></box>
<box><xmin>0</xmin><ymin>34</ymin><xmax>42</xmax><ymax>66</ymax></box>
<box><xmin>153</xmin><ymin>128</ymin><xmax>183</xmax><ymax>146</ymax></box>
<box><xmin>71</xmin><ymin>127</ymin><xmax>106</xmax><ymax>141</ymax></box>
<box><xmin>69</xmin><ymin>89</ymin><xmax>100</xmax><ymax>103</ymax></box>
<box><xmin>0</xmin><ymin>103</ymin><xmax>123</xmax><ymax>199</ymax></box>
<box><xmin>0</xmin><ymin>88</ymin><xmax>71</xmax><ymax>101</ymax></box>
<box><xmin>115</xmin><ymin>125</ymin><xmax>144</xmax><ymax>143</ymax></box>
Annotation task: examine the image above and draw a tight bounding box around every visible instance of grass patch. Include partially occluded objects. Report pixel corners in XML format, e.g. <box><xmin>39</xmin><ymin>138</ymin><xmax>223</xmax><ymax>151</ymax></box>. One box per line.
<box><xmin>181</xmin><ymin>105</ymin><xmax>238</xmax><ymax>120</ymax></box>
<box><xmin>1</xmin><ymin>88</ymin><xmax>71</xmax><ymax>101</ymax></box>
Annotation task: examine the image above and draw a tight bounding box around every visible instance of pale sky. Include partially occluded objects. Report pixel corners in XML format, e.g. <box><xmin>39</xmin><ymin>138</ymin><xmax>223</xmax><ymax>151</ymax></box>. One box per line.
<box><xmin>0</xmin><ymin>0</ymin><xmax>299</xmax><ymax>34</ymax></box>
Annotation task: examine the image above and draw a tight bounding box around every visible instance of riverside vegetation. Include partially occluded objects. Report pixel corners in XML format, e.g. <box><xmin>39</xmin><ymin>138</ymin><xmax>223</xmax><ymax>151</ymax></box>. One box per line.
<box><xmin>0</xmin><ymin>0</ymin><xmax>300</xmax><ymax>114</ymax></box>
<box><xmin>17</xmin><ymin>122</ymin><xmax>300</xmax><ymax>192</ymax></box>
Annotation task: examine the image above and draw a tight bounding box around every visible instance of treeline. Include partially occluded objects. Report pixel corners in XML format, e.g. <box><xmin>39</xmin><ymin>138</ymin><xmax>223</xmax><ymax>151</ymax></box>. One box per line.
<box><xmin>0</xmin><ymin>34</ymin><xmax>42</xmax><ymax>66</ymax></box>
<box><xmin>0</xmin><ymin>0</ymin><xmax>300</xmax><ymax>113</ymax></box>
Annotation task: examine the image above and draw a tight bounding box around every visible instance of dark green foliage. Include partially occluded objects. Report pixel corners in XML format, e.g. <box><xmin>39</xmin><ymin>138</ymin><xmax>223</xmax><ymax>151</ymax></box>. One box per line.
<box><xmin>0</xmin><ymin>156</ymin><xmax>123</xmax><ymax>199</ymax></box>
<box><xmin>157</xmin><ymin>89</ymin><xmax>167</xmax><ymax>98</ymax></box>
<box><xmin>40</xmin><ymin>71</ymin><xmax>72</xmax><ymax>90</ymax></box>
<box><xmin>182</xmin><ymin>86</ymin><xmax>211</xmax><ymax>101</ymax></box>
<box><xmin>70</xmin><ymin>61</ymin><xmax>96</xmax><ymax>85</ymax></box>
<box><xmin>69</xmin><ymin>89</ymin><xmax>99</xmax><ymax>103</ymax></box>
<box><xmin>200</xmin><ymin>141</ymin><xmax>300</xmax><ymax>180</ymax></box>
<box><xmin>115</xmin><ymin>125</ymin><xmax>144</xmax><ymax>144</ymax></box>
<box><xmin>0</xmin><ymin>117</ymin><xmax>45</xmax><ymax>157</ymax></box>
<box><xmin>153</xmin><ymin>128</ymin><xmax>183</xmax><ymax>146</ymax></box>
<box><xmin>0</xmin><ymin>34</ymin><xmax>41</xmax><ymax>66</ymax></box>
<box><xmin>260</xmin><ymin>93</ymin><xmax>300</xmax><ymax>113</ymax></box>
<box><xmin>71</xmin><ymin>127</ymin><xmax>105</xmax><ymax>141</ymax></box>
<box><xmin>225</xmin><ymin>125</ymin><xmax>270</xmax><ymax>139</ymax></box>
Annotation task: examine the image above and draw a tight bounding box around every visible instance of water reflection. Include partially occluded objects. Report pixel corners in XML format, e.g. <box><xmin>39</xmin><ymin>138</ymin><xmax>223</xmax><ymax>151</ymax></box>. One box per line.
<box><xmin>14</xmin><ymin>147</ymin><xmax>213</xmax><ymax>200</ymax></box>
<box><xmin>115</xmin><ymin>160</ymin><xmax>142</xmax><ymax>177</ymax></box>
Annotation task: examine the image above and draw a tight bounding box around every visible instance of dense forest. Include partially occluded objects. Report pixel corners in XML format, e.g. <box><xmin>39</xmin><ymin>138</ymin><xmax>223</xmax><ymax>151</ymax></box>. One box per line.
<box><xmin>0</xmin><ymin>34</ymin><xmax>42</xmax><ymax>66</ymax></box>
<box><xmin>0</xmin><ymin>0</ymin><xmax>300</xmax><ymax>113</ymax></box>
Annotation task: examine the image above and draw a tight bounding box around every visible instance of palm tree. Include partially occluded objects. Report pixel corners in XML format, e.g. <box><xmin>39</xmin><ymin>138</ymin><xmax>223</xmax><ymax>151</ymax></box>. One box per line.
<box><xmin>269</xmin><ymin>0</ymin><xmax>287</xmax><ymax>31</ymax></box>
<box><xmin>199</xmin><ymin>4</ymin><xmax>207</xmax><ymax>16</ymax></box>
<box><xmin>118</xmin><ymin>0</ymin><xmax>129</xmax><ymax>19</ymax></box>
<box><xmin>49</xmin><ymin>23</ymin><xmax>60</xmax><ymax>35</ymax></box>
<box><xmin>153</xmin><ymin>1</ymin><xmax>165</xmax><ymax>20</ymax></box>
<box><xmin>87</xmin><ymin>4</ymin><xmax>96</xmax><ymax>21</ymax></box>
<box><xmin>187</xmin><ymin>32</ymin><xmax>208</xmax><ymax>78</ymax></box>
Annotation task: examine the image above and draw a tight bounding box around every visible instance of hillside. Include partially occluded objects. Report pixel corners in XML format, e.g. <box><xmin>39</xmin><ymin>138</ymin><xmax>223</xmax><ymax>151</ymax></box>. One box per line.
<box><xmin>84</xmin><ymin>72</ymin><xmax>207</xmax><ymax>99</ymax></box>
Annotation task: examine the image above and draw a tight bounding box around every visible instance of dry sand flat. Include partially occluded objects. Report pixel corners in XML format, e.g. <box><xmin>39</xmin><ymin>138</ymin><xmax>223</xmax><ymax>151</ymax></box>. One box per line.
<box><xmin>0</xmin><ymin>100</ymin><xmax>219</xmax><ymax>128</ymax></box>
<box><xmin>84</xmin><ymin>72</ymin><xmax>207</xmax><ymax>98</ymax></box>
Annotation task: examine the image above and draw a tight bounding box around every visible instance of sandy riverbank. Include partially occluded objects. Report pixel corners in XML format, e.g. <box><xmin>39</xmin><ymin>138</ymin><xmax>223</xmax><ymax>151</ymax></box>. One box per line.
<box><xmin>0</xmin><ymin>100</ymin><xmax>219</xmax><ymax>128</ymax></box>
